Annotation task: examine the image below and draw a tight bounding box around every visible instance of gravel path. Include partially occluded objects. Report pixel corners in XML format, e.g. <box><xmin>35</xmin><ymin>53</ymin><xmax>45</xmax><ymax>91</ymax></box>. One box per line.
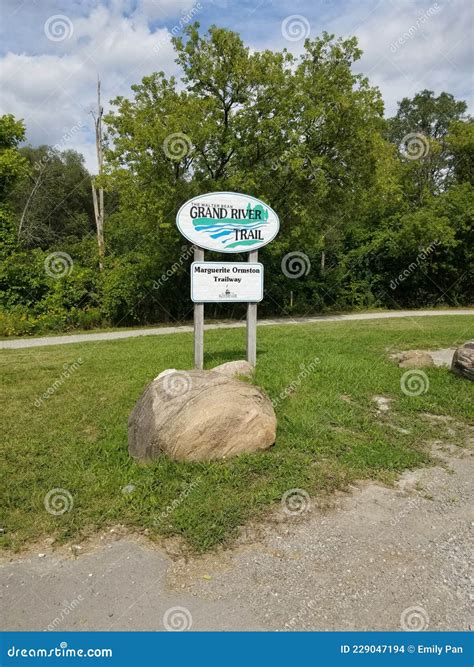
<box><xmin>2</xmin><ymin>438</ymin><xmax>472</xmax><ymax>632</ymax></box>
<box><xmin>1</xmin><ymin>309</ymin><xmax>473</xmax><ymax>350</ymax></box>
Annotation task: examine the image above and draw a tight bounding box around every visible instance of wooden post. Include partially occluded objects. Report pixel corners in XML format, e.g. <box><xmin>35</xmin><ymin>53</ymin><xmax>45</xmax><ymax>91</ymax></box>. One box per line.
<box><xmin>246</xmin><ymin>250</ymin><xmax>258</xmax><ymax>366</ymax></box>
<box><xmin>194</xmin><ymin>247</ymin><xmax>204</xmax><ymax>370</ymax></box>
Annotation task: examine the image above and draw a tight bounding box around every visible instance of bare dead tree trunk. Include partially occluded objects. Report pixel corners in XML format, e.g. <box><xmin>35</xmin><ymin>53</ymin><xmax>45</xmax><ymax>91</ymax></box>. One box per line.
<box><xmin>320</xmin><ymin>235</ymin><xmax>326</xmax><ymax>275</ymax></box>
<box><xmin>18</xmin><ymin>162</ymin><xmax>47</xmax><ymax>241</ymax></box>
<box><xmin>91</xmin><ymin>76</ymin><xmax>105</xmax><ymax>271</ymax></box>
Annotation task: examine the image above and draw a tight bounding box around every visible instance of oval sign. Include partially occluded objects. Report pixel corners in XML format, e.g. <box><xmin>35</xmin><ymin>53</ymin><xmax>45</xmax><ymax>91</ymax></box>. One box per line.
<box><xmin>176</xmin><ymin>191</ymin><xmax>279</xmax><ymax>253</ymax></box>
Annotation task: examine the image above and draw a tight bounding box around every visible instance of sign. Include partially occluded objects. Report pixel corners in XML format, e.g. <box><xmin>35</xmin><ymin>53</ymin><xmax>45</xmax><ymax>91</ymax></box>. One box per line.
<box><xmin>176</xmin><ymin>191</ymin><xmax>279</xmax><ymax>253</ymax></box>
<box><xmin>191</xmin><ymin>262</ymin><xmax>263</xmax><ymax>303</ymax></box>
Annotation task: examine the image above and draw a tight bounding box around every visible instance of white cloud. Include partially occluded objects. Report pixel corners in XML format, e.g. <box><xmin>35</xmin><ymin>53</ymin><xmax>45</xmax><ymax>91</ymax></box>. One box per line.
<box><xmin>0</xmin><ymin>1</ymin><xmax>188</xmax><ymax>171</ymax></box>
<box><xmin>0</xmin><ymin>0</ymin><xmax>471</xmax><ymax>172</ymax></box>
<box><xmin>133</xmin><ymin>0</ymin><xmax>200</xmax><ymax>21</ymax></box>
<box><xmin>326</xmin><ymin>0</ymin><xmax>473</xmax><ymax>115</ymax></box>
<box><xmin>244</xmin><ymin>0</ymin><xmax>472</xmax><ymax>116</ymax></box>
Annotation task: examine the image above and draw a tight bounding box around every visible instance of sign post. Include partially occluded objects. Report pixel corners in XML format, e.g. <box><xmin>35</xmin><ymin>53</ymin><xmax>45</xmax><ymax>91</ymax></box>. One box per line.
<box><xmin>194</xmin><ymin>247</ymin><xmax>204</xmax><ymax>370</ymax></box>
<box><xmin>246</xmin><ymin>250</ymin><xmax>258</xmax><ymax>366</ymax></box>
<box><xmin>175</xmin><ymin>192</ymin><xmax>279</xmax><ymax>368</ymax></box>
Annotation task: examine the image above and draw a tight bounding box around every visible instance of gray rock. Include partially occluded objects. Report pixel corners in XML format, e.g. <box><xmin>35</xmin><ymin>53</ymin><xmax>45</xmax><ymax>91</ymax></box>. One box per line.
<box><xmin>128</xmin><ymin>370</ymin><xmax>276</xmax><ymax>462</ymax></box>
<box><xmin>396</xmin><ymin>350</ymin><xmax>435</xmax><ymax>368</ymax></box>
<box><xmin>212</xmin><ymin>360</ymin><xmax>253</xmax><ymax>378</ymax></box>
<box><xmin>451</xmin><ymin>341</ymin><xmax>474</xmax><ymax>381</ymax></box>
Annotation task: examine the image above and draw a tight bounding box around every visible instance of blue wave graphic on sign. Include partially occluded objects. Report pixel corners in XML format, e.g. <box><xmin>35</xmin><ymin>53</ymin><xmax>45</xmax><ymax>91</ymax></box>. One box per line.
<box><xmin>192</xmin><ymin>203</ymin><xmax>269</xmax><ymax>249</ymax></box>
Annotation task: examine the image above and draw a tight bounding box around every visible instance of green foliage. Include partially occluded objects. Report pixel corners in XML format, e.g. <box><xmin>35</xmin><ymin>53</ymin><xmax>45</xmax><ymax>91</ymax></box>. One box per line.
<box><xmin>386</xmin><ymin>90</ymin><xmax>468</xmax><ymax>204</ymax></box>
<box><xmin>12</xmin><ymin>146</ymin><xmax>94</xmax><ymax>247</ymax></box>
<box><xmin>339</xmin><ymin>183</ymin><xmax>474</xmax><ymax>307</ymax></box>
<box><xmin>100</xmin><ymin>255</ymin><xmax>152</xmax><ymax>323</ymax></box>
<box><xmin>0</xmin><ymin>114</ymin><xmax>28</xmax><ymax>201</ymax></box>
<box><xmin>447</xmin><ymin>119</ymin><xmax>474</xmax><ymax>185</ymax></box>
<box><xmin>0</xmin><ymin>115</ymin><xmax>29</xmax><ymax>247</ymax></box>
<box><xmin>0</xmin><ymin>244</ymin><xmax>105</xmax><ymax>335</ymax></box>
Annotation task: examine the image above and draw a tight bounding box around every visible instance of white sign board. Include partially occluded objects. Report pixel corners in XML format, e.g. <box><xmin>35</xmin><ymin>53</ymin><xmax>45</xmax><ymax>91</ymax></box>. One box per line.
<box><xmin>176</xmin><ymin>191</ymin><xmax>279</xmax><ymax>253</ymax></box>
<box><xmin>191</xmin><ymin>262</ymin><xmax>263</xmax><ymax>303</ymax></box>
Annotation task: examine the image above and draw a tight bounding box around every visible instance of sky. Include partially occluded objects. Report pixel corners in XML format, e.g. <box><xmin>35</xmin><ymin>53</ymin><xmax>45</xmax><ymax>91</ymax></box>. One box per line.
<box><xmin>0</xmin><ymin>0</ymin><xmax>472</xmax><ymax>172</ymax></box>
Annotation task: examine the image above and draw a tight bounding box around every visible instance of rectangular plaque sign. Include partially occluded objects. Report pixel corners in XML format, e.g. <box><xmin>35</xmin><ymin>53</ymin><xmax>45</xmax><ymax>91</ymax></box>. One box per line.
<box><xmin>191</xmin><ymin>262</ymin><xmax>263</xmax><ymax>303</ymax></box>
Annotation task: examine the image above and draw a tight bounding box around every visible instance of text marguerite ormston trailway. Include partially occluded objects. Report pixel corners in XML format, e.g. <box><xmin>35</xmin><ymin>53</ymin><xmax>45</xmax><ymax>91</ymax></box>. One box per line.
<box><xmin>191</xmin><ymin>262</ymin><xmax>263</xmax><ymax>303</ymax></box>
<box><xmin>193</xmin><ymin>264</ymin><xmax>261</xmax><ymax>282</ymax></box>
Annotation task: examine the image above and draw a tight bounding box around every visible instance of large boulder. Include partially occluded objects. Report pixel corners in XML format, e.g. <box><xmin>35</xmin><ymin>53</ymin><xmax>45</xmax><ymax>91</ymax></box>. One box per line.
<box><xmin>451</xmin><ymin>341</ymin><xmax>474</xmax><ymax>381</ymax></box>
<box><xmin>128</xmin><ymin>369</ymin><xmax>276</xmax><ymax>462</ymax></box>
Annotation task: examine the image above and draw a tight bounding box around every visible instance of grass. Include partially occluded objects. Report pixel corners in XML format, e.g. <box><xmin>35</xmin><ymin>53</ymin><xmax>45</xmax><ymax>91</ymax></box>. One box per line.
<box><xmin>1</xmin><ymin>315</ymin><xmax>473</xmax><ymax>553</ymax></box>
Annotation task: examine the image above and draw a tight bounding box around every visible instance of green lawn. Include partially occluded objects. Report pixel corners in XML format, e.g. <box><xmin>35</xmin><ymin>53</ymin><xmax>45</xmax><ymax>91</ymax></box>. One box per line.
<box><xmin>1</xmin><ymin>316</ymin><xmax>473</xmax><ymax>553</ymax></box>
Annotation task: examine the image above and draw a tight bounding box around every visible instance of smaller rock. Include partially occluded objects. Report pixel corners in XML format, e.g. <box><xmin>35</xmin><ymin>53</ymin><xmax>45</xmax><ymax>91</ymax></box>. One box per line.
<box><xmin>451</xmin><ymin>341</ymin><xmax>474</xmax><ymax>381</ymax></box>
<box><xmin>426</xmin><ymin>348</ymin><xmax>455</xmax><ymax>367</ymax></box>
<box><xmin>373</xmin><ymin>395</ymin><xmax>393</xmax><ymax>413</ymax></box>
<box><xmin>155</xmin><ymin>368</ymin><xmax>177</xmax><ymax>381</ymax></box>
<box><xmin>396</xmin><ymin>351</ymin><xmax>435</xmax><ymax>368</ymax></box>
<box><xmin>121</xmin><ymin>484</ymin><xmax>136</xmax><ymax>495</ymax></box>
<box><xmin>212</xmin><ymin>360</ymin><xmax>253</xmax><ymax>378</ymax></box>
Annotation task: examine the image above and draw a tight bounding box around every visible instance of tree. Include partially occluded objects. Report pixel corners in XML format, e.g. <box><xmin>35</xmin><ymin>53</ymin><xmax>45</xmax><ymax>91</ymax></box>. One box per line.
<box><xmin>446</xmin><ymin>119</ymin><xmax>474</xmax><ymax>186</ymax></box>
<box><xmin>0</xmin><ymin>114</ymin><xmax>28</xmax><ymax>256</ymax></box>
<box><xmin>0</xmin><ymin>115</ymin><xmax>28</xmax><ymax>206</ymax></box>
<box><xmin>12</xmin><ymin>146</ymin><xmax>94</xmax><ymax>247</ymax></box>
<box><xmin>387</xmin><ymin>90</ymin><xmax>468</xmax><ymax>204</ymax></box>
<box><xmin>105</xmin><ymin>24</ymin><xmax>393</xmax><ymax>314</ymax></box>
